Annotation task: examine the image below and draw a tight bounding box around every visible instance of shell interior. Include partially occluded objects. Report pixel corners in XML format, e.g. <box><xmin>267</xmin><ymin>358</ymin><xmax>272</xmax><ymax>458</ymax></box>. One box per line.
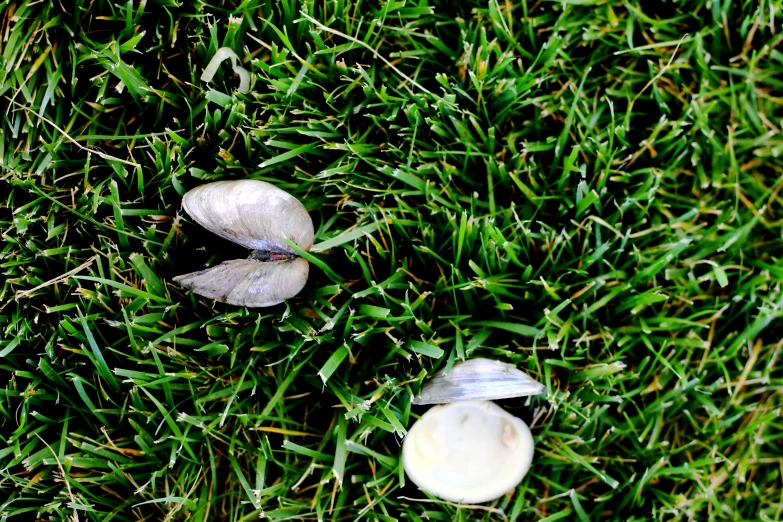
<box><xmin>412</xmin><ymin>358</ymin><xmax>546</xmax><ymax>405</ymax></box>
<box><xmin>402</xmin><ymin>400</ymin><xmax>534</xmax><ymax>503</ymax></box>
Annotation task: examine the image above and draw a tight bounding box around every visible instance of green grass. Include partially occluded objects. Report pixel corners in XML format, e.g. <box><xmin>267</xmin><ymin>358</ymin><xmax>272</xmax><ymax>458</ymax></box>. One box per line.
<box><xmin>1</xmin><ymin>0</ymin><xmax>783</xmax><ymax>520</ymax></box>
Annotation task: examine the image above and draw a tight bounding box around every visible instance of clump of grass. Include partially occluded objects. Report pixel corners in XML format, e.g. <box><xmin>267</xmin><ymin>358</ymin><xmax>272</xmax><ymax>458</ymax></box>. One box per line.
<box><xmin>2</xmin><ymin>0</ymin><xmax>783</xmax><ymax>520</ymax></box>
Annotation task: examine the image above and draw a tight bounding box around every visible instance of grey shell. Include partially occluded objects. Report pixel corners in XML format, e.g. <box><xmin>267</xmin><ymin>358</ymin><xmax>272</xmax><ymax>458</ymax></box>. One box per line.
<box><xmin>173</xmin><ymin>257</ymin><xmax>309</xmax><ymax>308</ymax></box>
<box><xmin>412</xmin><ymin>358</ymin><xmax>546</xmax><ymax>405</ymax></box>
<box><xmin>182</xmin><ymin>179</ymin><xmax>314</xmax><ymax>253</ymax></box>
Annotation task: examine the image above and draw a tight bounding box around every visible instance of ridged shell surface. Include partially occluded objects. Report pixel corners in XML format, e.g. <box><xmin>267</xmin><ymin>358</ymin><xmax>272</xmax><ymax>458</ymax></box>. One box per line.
<box><xmin>173</xmin><ymin>257</ymin><xmax>308</xmax><ymax>307</ymax></box>
<box><xmin>412</xmin><ymin>358</ymin><xmax>546</xmax><ymax>405</ymax></box>
<box><xmin>182</xmin><ymin>180</ymin><xmax>314</xmax><ymax>253</ymax></box>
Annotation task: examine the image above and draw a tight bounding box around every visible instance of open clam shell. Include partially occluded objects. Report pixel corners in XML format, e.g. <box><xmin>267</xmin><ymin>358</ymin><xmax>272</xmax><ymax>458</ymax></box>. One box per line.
<box><xmin>174</xmin><ymin>180</ymin><xmax>314</xmax><ymax>307</ymax></box>
<box><xmin>412</xmin><ymin>358</ymin><xmax>546</xmax><ymax>405</ymax></box>
<box><xmin>402</xmin><ymin>400</ymin><xmax>534</xmax><ymax>503</ymax></box>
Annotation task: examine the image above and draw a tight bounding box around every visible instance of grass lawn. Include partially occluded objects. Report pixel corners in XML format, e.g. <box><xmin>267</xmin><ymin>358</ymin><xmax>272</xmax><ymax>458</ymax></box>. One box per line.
<box><xmin>2</xmin><ymin>0</ymin><xmax>783</xmax><ymax>520</ymax></box>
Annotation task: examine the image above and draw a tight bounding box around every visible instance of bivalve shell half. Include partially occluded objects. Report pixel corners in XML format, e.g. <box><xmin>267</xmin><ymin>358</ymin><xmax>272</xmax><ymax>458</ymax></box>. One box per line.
<box><xmin>173</xmin><ymin>257</ymin><xmax>308</xmax><ymax>308</ymax></box>
<box><xmin>182</xmin><ymin>179</ymin><xmax>314</xmax><ymax>253</ymax></box>
<box><xmin>402</xmin><ymin>400</ymin><xmax>534</xmax><ymax>503</ymax></box>
<box><xmin>412</xmin><ymin>358</ymin><xmax>546</xmax><ymax>405</ymax></box>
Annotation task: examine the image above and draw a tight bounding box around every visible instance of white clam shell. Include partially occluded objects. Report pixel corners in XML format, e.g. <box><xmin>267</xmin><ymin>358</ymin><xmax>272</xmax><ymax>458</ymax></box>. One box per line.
<box><xmin>412</xmin><ymin>358</ymin><xmax>546</xmax><ymax>405</ymax></box>
<box><xmin>402</xmin><ymin>400</ymin><xmax>534</xmax><ymax>503</ymax></box>
<box><xmin>175</xmin><ymin>180</ymin><xmax>314</xmax><ymax>307</ymax></box>
<box><xmin>182</xmin><ymin>179</ymin><xmax>314</xmax><ymax>253</ymax></box>
<box><xmin>173</xmin><ymin>257</ymin><xmax>308</xmax><ymax>308</ymax></box>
